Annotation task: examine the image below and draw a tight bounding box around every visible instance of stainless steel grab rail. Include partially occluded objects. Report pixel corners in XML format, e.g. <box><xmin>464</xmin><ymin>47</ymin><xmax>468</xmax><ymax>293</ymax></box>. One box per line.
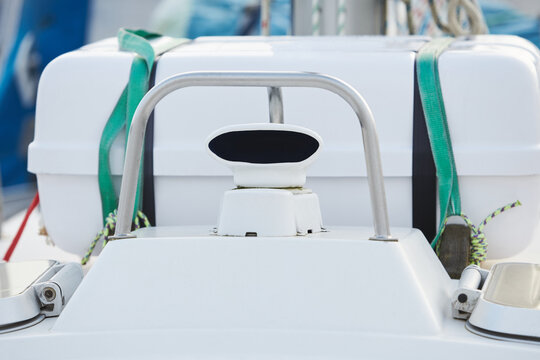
<box><xmin>112</xmin><ymin>71</ymin><xmax>396</xmax><ymax>241</ymax></box>
<box><xmin>267</xmin><ymin>86</ymin><xmax>284</xmax><ymax>124</ymax></box>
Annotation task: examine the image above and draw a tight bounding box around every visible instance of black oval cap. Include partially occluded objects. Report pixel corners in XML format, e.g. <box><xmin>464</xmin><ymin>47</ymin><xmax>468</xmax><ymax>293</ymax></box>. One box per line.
<box><xmin>208</xmin><ymin>130</ymin><xmax>319</xmax><ymax>164</ymax></box>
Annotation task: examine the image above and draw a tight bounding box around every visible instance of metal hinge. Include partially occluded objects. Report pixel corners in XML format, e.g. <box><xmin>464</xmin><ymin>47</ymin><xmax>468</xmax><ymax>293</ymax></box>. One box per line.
<box><xmin>451</xmin><ymin>264</ymin><xmax>489</xmax><ymax>320</ymax></box>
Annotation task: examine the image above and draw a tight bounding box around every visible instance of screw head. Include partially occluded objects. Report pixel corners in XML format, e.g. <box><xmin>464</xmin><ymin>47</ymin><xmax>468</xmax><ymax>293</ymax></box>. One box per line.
<box><xmin>43</xmin><ymin>287</ymin><xmax>56</xmax><ymax>302</ymax></box>
<box><xmin>458</xmin><ymin>293</ymin><xmax>468</xmax><ymax>303</ymax></box>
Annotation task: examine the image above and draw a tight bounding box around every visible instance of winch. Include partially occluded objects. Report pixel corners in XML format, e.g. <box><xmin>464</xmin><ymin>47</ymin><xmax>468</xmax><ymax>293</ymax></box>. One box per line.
<box><xmin>453</xmin><ymin>263</ymin><xmax>540</xmax><ymax>344</ymax></box>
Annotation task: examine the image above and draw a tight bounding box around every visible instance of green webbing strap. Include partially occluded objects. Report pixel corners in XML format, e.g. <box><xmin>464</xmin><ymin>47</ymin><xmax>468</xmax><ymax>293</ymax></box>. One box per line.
<box><xmin>416</xmin><ymin>38</ymin><xmax>461</xmax><ymax>249</ymax></box>
<box><xmin>98</xmin><ymin>29</ymin><xmax>189</xmax><ymax>224</ymax></box>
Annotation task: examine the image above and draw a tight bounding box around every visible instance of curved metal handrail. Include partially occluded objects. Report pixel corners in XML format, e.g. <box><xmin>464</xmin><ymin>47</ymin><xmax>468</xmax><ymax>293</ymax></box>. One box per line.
<box><xmin>112</xmin><ymin>71</ymin><xmax>395</xmax><ymax>241</ymax></box>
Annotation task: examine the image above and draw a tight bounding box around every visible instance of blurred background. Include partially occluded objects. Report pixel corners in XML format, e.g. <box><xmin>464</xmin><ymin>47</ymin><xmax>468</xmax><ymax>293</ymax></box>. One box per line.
<box><xmin>0</xmin><ymin>0</ymin><xmax>539</xmax><ymax>219</ymax></box>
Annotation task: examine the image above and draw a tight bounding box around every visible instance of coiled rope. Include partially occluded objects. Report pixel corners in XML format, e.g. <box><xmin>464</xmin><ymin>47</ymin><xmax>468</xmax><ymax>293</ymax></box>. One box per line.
<box><xmin>402</xmin><ymin>0</ymin><xmax>416</xmax><ymax>35</ymax></box>
<box><xmin>437</xmin><ymin>200</ymin><xmax>522</xmax><ymax>265</ymax></box>
<box><xmin>337</xmin><ymin>0</ymin><xmax>347</xmax><ymax>36</ymax></box>
<box><xmin>403</xmin><ymin>0</ymin><xmax>488</xmax><ymax>36</ymax></box>
<box><xmin>261</xmin><ymin>0</ymin><xmax>271</xmax><ymax>36</ymax></box>
<box><xmin>312</xmin><ymin>0</ymin><xmax>321</xmax><ymax>35</ymax></box>
<box><xmin>81</xmin><ymin>210</ymin><xmax>150</xmax><ymax>265</ymax></box>
<box><xmin>311</xmin><ymin>0</ymin><xmax>348</xmax><ymax>36</ymax></box>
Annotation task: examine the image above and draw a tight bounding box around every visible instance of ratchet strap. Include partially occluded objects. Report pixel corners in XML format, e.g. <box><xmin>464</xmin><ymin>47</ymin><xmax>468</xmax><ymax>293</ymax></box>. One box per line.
<box><xmin>98</xmin><ymin>29</ymin><xmax>188</xmax><ymax>224</ymax></box>
<box><xmin>416</xmin><ymin>38</ymin><xmax>461</xmax><ymax>249</ymax></box>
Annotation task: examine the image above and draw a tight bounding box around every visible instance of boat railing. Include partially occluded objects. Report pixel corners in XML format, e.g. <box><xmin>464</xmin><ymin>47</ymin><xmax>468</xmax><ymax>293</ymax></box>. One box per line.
<box><xmin>111</xmin><ymin>71</ymin><xmax>396</xmax><ymax>242</ymax></box>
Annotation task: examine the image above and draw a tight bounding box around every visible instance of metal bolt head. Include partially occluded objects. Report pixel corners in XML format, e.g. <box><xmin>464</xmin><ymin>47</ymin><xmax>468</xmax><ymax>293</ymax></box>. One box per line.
<box><xmin>458</xmin><ymin>293</ymin><xmax>468</xmax><ymax>303</ymax></box>
<box><xmin>43</xmin><ymin>287</ymin><xmax>56</xmax><ymax>302</ymax></box>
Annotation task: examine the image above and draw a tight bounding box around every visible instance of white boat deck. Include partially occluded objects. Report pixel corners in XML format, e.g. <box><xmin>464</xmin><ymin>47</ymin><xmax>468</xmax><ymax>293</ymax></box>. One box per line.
<box><xmin>2</xmin><ymin>225</ymin><xmax>540</xmax><ymax>359</ymax></box>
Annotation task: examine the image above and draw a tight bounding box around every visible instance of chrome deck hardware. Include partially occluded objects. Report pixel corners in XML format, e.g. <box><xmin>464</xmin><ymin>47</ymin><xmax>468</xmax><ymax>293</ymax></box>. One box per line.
<box><xmin>110</xmin><ymin>71</ymin><xmax>396</xmax><ymax>242</ymax></box>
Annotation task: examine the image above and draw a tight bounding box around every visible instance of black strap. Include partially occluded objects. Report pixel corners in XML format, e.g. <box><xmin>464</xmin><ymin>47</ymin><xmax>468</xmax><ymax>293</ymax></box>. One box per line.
<box><xmin>412</xmin><ymin>61</ymin><xmax>437</xmax><ymax>242</ymax></box>
<box><xmin>142</xmin><ymin>58</ymin><xmax>158</xmax><ymax>226</ymax></box>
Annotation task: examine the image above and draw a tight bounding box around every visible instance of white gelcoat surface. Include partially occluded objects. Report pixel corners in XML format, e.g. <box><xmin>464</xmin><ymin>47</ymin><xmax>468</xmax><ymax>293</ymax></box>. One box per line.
<box><xmin>217</xmin><ymin>189</ymin><xmax>322</xmax><ymax>237</ymax></box>
<box><xmin>1</xmin><ymin>227</ymin><xmax>540</xmax><ymax>358</ymax></box>
<box><xmin>54</xmin><ymin>227</ymin><xmax>450</xmax><ymax>334</ymax></box>
<box><xmin>28</xmin><ymin>36</ymin><xmax>540</xmax><ymax>262</ymax></box>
